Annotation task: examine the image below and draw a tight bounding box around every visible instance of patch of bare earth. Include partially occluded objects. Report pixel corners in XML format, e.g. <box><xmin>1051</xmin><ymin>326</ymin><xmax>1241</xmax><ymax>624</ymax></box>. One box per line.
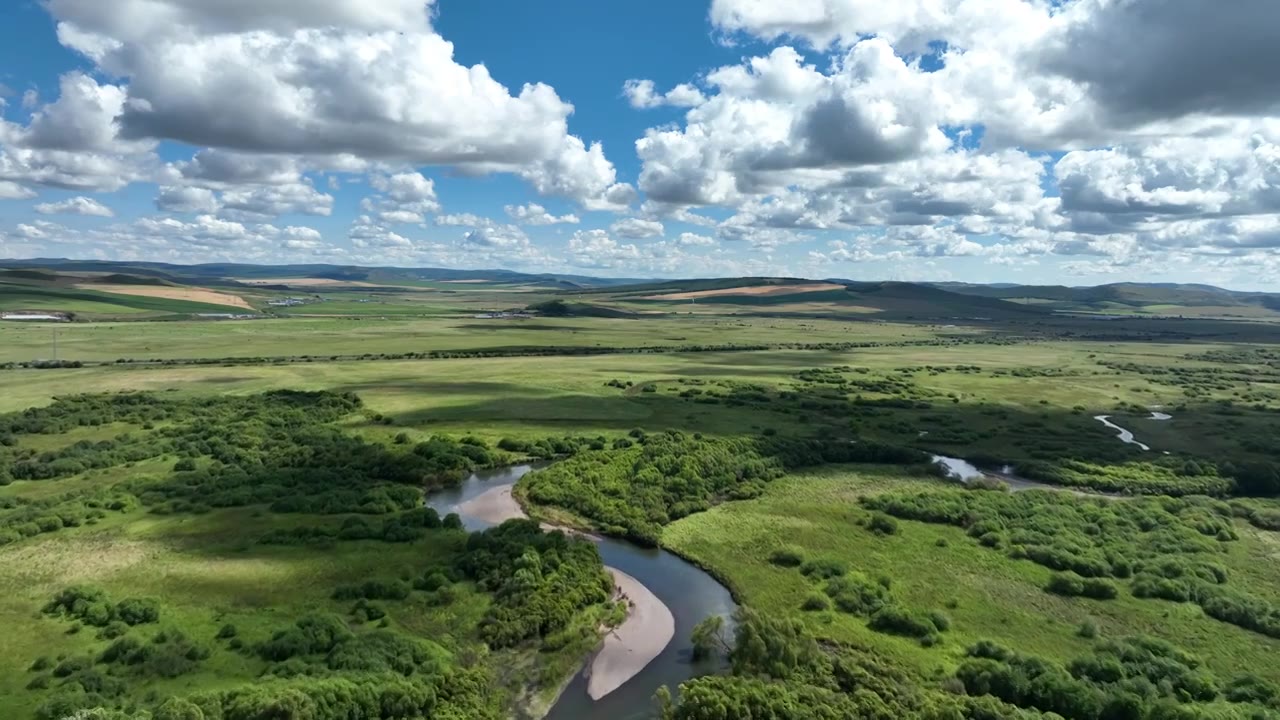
<box><xmin>76</xmin><ymin>283</ymin><xmax>254</xmax><ymax>310</ymax></box>
<box><xmin>639</xmin><ymin>283</ymin><xmax>845</xmax><ymax>301</ymax></box>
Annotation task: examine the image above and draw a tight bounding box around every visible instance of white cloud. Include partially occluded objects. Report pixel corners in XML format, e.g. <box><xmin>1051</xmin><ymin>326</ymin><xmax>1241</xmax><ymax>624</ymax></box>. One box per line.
<box><xmin>14</xmin><ymin>221</ymin><xmax>60</xmax><ymax>240</ymax></box>
<box><xmin>220</xmin><ymin>182</ymin><xmax>333</xmax><ymax>219</ymax></box>
<box><xmin>165</xmin><ymin>150</ymin><xmax>302</xmax><ymax>187</ymax></box>
<box><xmin>156</xmin><ymin>186</ymin><xmax>219</xmax><ymax>213</ymax></box>
<box><xmin>610</xmin><ymin>217</ymin><xmax>665</xmax><ymax>239</ymax></box>
<box><xmin>37</xmin><ymin>0</ymin><xmax>628</xmax><ymax>209</ymax></box>
<box><xmin>435</xmin><ymin>213</ymin><xmax>495</xmax><ymax>228</ymax></box>
<box><xmin>362</xmin><ymin>171</ymin><xmax>439</xmax><ymax>224</ymax></box>
<box><xmin>0</xmin><ymin>181</ymin><xmax>37</xmax><ymax>200</ymax></box>
<box><xmin>461</xmin><ymin>225</ymin><xmax>531</xmax><ymax>251</ymax></box>
<box><xmin>47</xmin><ymin>0</ymin><xmax>434</xmax><ymax>39</ymax></box>
<box><xmin>676</xmin><ymin>232</ymin><xmax>717</xmax><ymax>247</ymax></box>
<box><xmin>505</xmin><ymin>203</ymin><xmax>579</xmax><ymax>226</ymax></box>
<box><xmin>34</xmin><ymin>196</ymin><xmax>114</xmax><ymax>217</ymax></box>
<box><xmin>1038</xmin><ymin>0</ymin><xmax>1280</xmax><ymax>125</ymax></box>
<box><xmin>0</xmin><ymin>73</ymin><xmax>155</xmax><ymax>193</ymax></box>
<box><xmin>567</xmin><ymin>229</ymin><xmax>642</xmax><ymax>269</ymax></box>
<box><xmin>623</xmin><ymin>79</ymin><xmax>707</xmax><ymax>109</ymax></box>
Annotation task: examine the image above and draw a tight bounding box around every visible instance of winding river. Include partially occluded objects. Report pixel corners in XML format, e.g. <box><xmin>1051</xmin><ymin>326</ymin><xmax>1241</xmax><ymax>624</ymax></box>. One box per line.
<box><xmin>427</xmin><ymin>465</ymin><xmax>737</xmax><ymax>720</ymax></box>
<box><xmin>1093</xmin><ymin>411</ymin><xmax>1173</xmax><ymax>453</ymax></box>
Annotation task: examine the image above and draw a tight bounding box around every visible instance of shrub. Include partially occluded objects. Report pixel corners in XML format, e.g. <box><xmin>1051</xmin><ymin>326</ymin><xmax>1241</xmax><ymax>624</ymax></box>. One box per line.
<box><xmin>1046</xmin><ymin>573</ymin><xmax>1118</xmax><ymax>600</ymax></box>
<box><xmin>215</xmin><ymin>624</ymin><xmax>237</xmax><ymax>640</ymax></box>
<box><xmin>825</xmin><ymin>573</ymin><xmax>891</xmax><ymax>616</ymax></box>
<box><xmin>769</xmin><ymin>546</ymin><xmax>806</xmax><ymax>568</ymax></box>
<box><xmin>332</xmin><ymin>579</ymin><xmax>411</xmax><ymax>601</ymax></box>
<box><xmin>869</xmin><ymin>605</ymin><xmax>940</xmax><ymax>639</ymax></box>
<box><xmin>867</xmin><ymin>513</ymin><xmax>899</xmax><ymax>536</ymax></box>
<box><xmin>801</xmin><ymin>593</ymin><xmax>830</xmax><ymax>612</ymax></box>
<box><xmin>114</xmin><ymin>597</ymin><xmax>160</xmax><ymax>625</ymax></box>
<box><xmin>800</xmin><ymin>558</ymin><xmax>847</xmax><ymax>580</ymax></box>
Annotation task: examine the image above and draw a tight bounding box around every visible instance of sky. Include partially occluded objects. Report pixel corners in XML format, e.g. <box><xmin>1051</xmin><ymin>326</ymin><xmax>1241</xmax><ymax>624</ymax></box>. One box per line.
<box><xmin>1</xmin><ymin>1</ymin><xmax>1279</xmax><ymax>288</ymax></box>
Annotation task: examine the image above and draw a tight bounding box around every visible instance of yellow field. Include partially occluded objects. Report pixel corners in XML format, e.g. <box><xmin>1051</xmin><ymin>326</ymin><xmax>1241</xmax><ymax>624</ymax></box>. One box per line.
<box><xmin>76</xmin><ymin>283</ymin><xmax>253</xmax><ymax>310</ymax></box>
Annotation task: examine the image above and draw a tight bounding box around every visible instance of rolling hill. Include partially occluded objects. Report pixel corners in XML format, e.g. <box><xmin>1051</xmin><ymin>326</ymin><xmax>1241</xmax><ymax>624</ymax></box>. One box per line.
<box><xmin>932</xmin><ymin>282</ymin><xmax>1280</xmax><ymax>317</ymax></box>
<box><xmin>575</xmin><ymin>278</ymin><xmax>1051</xmax><ymax>320</ymax></box>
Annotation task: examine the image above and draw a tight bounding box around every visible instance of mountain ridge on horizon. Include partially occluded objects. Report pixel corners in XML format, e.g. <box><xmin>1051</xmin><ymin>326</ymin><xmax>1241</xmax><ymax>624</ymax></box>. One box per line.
<box><xmin>4</xmin><ymin>257</ymin><xmax>1276</xmax><ymax>299</ymax></box>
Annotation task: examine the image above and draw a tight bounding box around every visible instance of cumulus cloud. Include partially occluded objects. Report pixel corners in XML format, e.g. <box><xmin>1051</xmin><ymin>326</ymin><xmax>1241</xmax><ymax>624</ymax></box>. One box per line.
<box><xmin>676</xmin><ymin>232</ymin><xmax>717</xmax><ymax>247</ymax></box>
<box><xmin>34</xmin><ymin>196</ymin><xmax>114</xmax><ymax>217</ymax></box>
<box><xmin>567</xmin><ymin>229</ymin><xmax>642</xmax><ymax>269</ymax></box>
<box><xmin>0</xmin><ymin>73</ymin><xmax>155</xmax><ymax>193</ymax></box>
<box><xmin>1038</xmin><ymin>0</ymin><xmax>1280</xmax><ymax>125</ymax></box>
<box><xmin>360</xmin><ymin>172</ymin><xmax>440</xmax><ymax>224</ymax></box>
<box><xmin>623</xmin><ymin>79</ymin><xmax>707</xmax><ymax>109</ymax></box>
<box><xmin>156</xmin><ymin>186</ymin><xmax>219</xmax><ymax>214</ymax></box>
<box><xmin>165</xmin><ymin>150</ymin><xmax>302</xmax><ymax>187</ymax></box>
<box><xmin>0</xmin><ymin>181</ymin><xmax>38</xmax><ymax>200</ymax></box>
<box><xmin>610</xmin><ymin>217</ymin><xmax>665</xmax><ymax>239</ymax></box>
<box><xmin>221</xmin><ymin>181</ymin><xmax>333</xmax><ymax>219</ymax></box>
<box><xmin>621</xmin><ymin>0</ymin><xmax>1280</xmax><ymax>277</ymax></box>
<box><xmin>505</xmin><ymin>203</ymin><xmax>579</xmax><ymax>225</ymax></box>
<box><xmin>11</xmin><ymin>0</ymin><xmax>629</xmax><ymax>209</ymax></box>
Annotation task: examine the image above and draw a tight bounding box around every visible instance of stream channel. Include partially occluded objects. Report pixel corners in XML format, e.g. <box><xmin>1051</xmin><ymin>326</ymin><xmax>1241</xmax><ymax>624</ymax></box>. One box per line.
<box><xmin>427</xmin><ymin>465</ymin><xmax>737</xmax><ymax>720</ymax></box>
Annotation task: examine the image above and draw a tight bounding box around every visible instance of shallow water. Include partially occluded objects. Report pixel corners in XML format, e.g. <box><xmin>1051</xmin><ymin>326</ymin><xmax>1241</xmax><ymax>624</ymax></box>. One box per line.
<box><xmin>931</xmin><ymin>455</ymin><xmax>1114</xmax><ymax>496</ymax></box>
<box><xmin>1094</xmin><ymin>415</ymin><xmax>1151</xmax><ymax>451</ymax></box>
<box><xmin>427</xmin><ymin>465</ymin><xmax>737</xmax><ymax>720</ymax></box>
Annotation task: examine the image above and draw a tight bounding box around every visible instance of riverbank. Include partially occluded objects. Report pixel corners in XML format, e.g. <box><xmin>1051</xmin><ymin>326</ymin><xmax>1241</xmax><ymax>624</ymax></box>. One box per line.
<box><xmin>587</xmin><ymin>568</ymin><xmax>675</xmax><ymax>700</ymax></box>
<box><xmin>456</xmin><ymin>483</ymin><xmax>676</xmax><ymax>701</ymax></box>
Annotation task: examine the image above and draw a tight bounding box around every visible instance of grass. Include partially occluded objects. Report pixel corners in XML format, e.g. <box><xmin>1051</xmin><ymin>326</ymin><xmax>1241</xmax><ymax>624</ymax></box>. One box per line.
<box><xmin>0</xmin><ymin>502</ymin><xmax>495</xmax><ymax>718</ymax></box>
<box><xmin>662</xmin><ymin>466</ymin><xmax>1280</xmax><ymax>683</ymax></box>
<box><xmin>0</xmin><ymin>314</ymin><xmax>945</xmax><ymax>364</ymax></box>
<box><xmin>0</xmin><ymin>282</ymin><xmax>250</xmax><ymax>318</ymax></box>
<box><xmin>4</xmin><ymin>281</ymin><xmax>1280</xmax><ymax>717</ymax></box>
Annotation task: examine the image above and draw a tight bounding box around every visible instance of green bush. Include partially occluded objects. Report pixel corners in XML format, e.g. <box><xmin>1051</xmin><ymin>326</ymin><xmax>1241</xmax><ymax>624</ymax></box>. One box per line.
<box><xmin>867</xmin><ymin>513</ymin><xmax>899</xmax><ymax>535</ymax></box>
<box><xmin>800</xmin><ymin>593</ymin><xmax>830</xmax><ymax>612</ymax></box>
<box><xmin>800</xmin><ymin>558</ymin><xmax>847</xmax><ymax>580</ymax></box>
<box><xmin>768</xmin><ymin>546</ymin><xmax>806</xmax><ymax>567</ymax></box>
<box><xmin>869</xmin><ymin>604</ymin><xmax>943</xmax><ymax>639</ymax></box>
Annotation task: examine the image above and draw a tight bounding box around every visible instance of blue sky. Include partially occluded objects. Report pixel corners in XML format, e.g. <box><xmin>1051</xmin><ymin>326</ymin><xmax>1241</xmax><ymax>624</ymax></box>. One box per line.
<box><xmin>2</xmin><ymin>0</ymin><xmax>1279</xmax><ymax>288</ymax></box>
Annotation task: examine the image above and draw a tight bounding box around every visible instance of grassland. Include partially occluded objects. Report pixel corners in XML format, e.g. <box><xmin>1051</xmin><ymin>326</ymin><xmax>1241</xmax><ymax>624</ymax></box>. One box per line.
<box><xmin>3</xmin><ymin>264</ymin><xmax>1280</xmax><ymax>719</ymax></box>
<box><xmin>0</xmin><ymin>314</ymin><xmax>946</xmax><ymax>364</ymax></box>
<box><xmin>663</xmin><ymin>467</ymin><xmax>1280</xmax><ymax>683</ymax></box>
<box><xmin>0</xmin><ymin>282</ymin><xmax>250</xmax><ymax>318</ymax></box>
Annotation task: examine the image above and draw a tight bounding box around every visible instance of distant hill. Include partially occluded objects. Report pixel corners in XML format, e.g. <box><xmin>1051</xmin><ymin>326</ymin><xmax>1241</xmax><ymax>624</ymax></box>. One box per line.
<box><xmin>3</xmin><ymin>258</ymin><xmax>646</xmax><ymax>290</ymax></box>
<box><xmin>580</xmin><ymin>278</ymin><xmax>1049</xmax><ymax>320</ymax></box>
<box><xmin>931</xmin><ymin>282</ymin><xmax>1280</xmax><ymax>316</ymax></box>
<box><xmin>6</xmin><ymin>259</ymin><xmax>1277</xmax><ymax>320</ymax></box>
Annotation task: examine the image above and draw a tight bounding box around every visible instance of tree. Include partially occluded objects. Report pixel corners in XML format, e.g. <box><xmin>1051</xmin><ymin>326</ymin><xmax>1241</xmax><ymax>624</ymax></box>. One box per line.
<box><xmin>690</xmin><ymin>615</ymin><xmax>729</xmax><ymax>661</ymax></box>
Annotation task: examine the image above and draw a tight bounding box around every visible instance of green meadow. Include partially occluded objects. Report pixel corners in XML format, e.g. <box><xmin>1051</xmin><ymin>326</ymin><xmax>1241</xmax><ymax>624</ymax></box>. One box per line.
<box><xmin>3</xmin><ymin>266</ymin><xmax>1280</xmax><ymax>719</ymax></box>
